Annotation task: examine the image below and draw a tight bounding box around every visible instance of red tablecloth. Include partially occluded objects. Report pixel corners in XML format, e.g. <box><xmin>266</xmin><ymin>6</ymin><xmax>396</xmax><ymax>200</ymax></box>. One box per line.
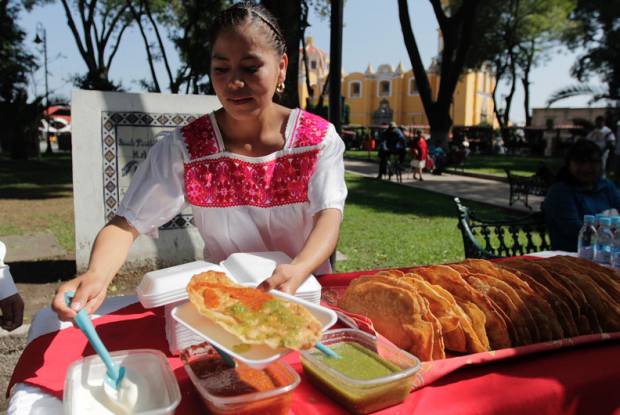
<box><xmin>8</xmin><ymin>269</ymin><xmax>620</xmax><ymax>415</ymax></box>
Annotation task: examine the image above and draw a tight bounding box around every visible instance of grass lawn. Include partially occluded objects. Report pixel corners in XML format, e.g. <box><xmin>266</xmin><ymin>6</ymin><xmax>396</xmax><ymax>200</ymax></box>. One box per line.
<box><xmin>459</xmin><ymin>154</ymin><xmax>563</xmax><ymax>177</ymax></box>
<box><xmin>0</xmin><ymin>153</ymin><xmax>75</xmax><ymax>252</ymax></box>
<box><xmin>0</xmin><ymin>153</ymin><xmax>512</xmax><ymax>271</ymax></box>
<box><xmin>344</xmin><ymin>150</ymin><xmax>563</xmax><ymax>177</ymax></box>
<box><xmin>337</xmin><ymin>173</ymin><xmax>512</xmax><ymax>271</ymax></box>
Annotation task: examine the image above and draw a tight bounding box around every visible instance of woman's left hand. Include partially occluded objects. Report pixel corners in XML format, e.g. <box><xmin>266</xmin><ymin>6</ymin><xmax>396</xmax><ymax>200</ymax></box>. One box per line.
<box><xmin>257</xmin><ymin>263</ymin><xmax>308</xmax><ymax>295</ymax></box>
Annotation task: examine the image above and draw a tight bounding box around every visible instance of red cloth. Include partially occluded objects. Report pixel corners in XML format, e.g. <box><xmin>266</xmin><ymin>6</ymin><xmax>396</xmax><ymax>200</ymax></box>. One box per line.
<box><xmin>8</xmin><ymin>267</ymin><xmax>620</xmax><ymax>415</ymax></box>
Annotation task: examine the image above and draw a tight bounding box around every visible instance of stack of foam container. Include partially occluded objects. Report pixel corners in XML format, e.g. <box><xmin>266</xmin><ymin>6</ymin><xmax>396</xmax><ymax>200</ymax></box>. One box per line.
<box><xmin>137</xmin><ymin>261</ymin><xmax>218</xmax><ymax>355</ymax></box>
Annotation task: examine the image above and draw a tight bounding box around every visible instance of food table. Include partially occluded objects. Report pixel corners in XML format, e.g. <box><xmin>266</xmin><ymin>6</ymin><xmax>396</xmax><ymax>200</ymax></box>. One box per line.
<box><xmin>7</xmin><ymin>253</ymin><xmax>620</xmax><ymax>415</ymax></box>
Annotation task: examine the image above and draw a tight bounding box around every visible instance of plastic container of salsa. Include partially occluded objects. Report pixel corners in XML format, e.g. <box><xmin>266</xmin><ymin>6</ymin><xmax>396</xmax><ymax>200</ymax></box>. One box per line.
<box><xmin>181</xmin><ymin>342</ymin><xmax>300</xmax><ymax>415</ymax></box>
<box><xmin>300</xmin><ymin>328</ymin><xmax>421</xmax><ymax>414</ymax></box>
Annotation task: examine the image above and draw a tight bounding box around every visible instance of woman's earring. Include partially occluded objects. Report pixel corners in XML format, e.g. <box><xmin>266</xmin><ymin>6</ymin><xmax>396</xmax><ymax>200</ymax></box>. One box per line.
<box><xmin>276</xmin><ymin>82</ymin><xmax>285</xmax><ymax>94</ymax></box>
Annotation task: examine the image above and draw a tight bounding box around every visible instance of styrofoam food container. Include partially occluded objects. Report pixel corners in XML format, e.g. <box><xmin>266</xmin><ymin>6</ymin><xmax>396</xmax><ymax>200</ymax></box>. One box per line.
<box><xmin>63</xmin><ymin>349</ymin><xmax>181</xmax><ymax>415</ymax></box>
<box><xmin>171</xmin><ymin>287</ymin><xmax>337</xmax><ymax>368</ymax></box>
<box><xmin>137</xmin><ymin>261</ymin><xmax>221</xmax><ymax>308</ymax></box>
<box><xmin>220</xmin><ymin>251</ymin><xmax>322</xmax><ymax>296</ymax></box>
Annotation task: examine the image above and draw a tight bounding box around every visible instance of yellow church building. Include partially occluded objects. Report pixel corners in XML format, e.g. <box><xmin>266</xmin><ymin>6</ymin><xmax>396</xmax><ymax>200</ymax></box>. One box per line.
<box><xmin>298</xmin><ymin>37</ymin><xmax>497</xmax><ymax>128</ymax></box>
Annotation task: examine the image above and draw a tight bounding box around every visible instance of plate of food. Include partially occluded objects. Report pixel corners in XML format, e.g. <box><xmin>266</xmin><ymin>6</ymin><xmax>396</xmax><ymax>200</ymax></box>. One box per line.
<box><xmin>171</xmin><ymin>271</ymin><xmax>337</xmax><ymax>368</ymax></box>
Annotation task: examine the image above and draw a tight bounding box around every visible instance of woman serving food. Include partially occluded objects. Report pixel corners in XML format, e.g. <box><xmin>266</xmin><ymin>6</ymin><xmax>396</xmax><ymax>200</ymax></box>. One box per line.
<box><xmin>53</xmin><ymin>2</ymin><xmax>347</xmax><ymax>320</ymax></box>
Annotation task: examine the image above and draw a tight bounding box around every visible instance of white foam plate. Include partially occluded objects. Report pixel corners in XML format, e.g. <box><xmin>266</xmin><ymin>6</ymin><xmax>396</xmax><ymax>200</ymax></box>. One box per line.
<box><xmin>171</xmin><ymin>288</ymin><xmax>337</xmax><ymax>368</ymax></box>
<box><xmin>137</xmin><ymin>261</ymin><xmax>222</xmax><ymax>308</ymax></box>
<box><xmin>219</xmin><ymin>251</ymin><xmax>322</xmax><ymax>295</ymax></box>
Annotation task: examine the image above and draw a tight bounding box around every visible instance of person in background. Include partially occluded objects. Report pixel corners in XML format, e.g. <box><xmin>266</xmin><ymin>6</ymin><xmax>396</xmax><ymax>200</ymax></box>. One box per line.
<box><xmin>386</xmin><ymin>121</ymin><xmax>406</xmax><ymax>164</ymax></box>
<box><xmin>376</xmin><ymin>123</ymin><xmax>390</xmax><ymax>179</ymax></box>
<box><xmin>586</xmin><ymin>116</ymin><xmax>615</xmax><ymax>175</ymax></box>
<box><xmin>410</xmin><ymin>129</ymin><xmax>428</xmax><ymax>181</ymax></box>
<box><xmin>0</xmin><ymin>241</ymin><xmax>24</xmax><ymax>332</ymax></box>
<box><xmin>544</xmin><ymin>139</ymin><xmax>620</xmax><ymax>251</ymax></box>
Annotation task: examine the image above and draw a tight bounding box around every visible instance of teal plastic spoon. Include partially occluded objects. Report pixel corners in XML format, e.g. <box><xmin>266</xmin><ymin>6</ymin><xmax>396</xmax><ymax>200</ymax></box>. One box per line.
<box><xmin>64</xmin><ymin>292</ymin><xmax>140</xmax><ymax>413</ymax></box>
<box><xmin>315</xmin><ymin>342</ymin><xmax>341</xmax><ymax>359</ymax></box>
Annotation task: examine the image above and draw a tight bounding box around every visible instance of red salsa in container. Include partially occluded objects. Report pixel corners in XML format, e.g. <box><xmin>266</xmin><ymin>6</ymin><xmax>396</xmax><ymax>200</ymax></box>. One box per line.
<box><xmin>182</xmin><ymin>344</ymin><xmax>300</xmax><ymax>415</ymax></box>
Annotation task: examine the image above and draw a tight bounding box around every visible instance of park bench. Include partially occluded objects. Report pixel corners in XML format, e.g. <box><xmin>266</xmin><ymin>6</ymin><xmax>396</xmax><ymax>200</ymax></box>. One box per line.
<box><xmin>454</xmin><ymin>197</ymin><xmax>550</xmax><ymax>259</ymax></box>
<box><xmin>504</xmin><ymin>168</ymin><xmax>551</xmax><ymax>210</ymax></box>
<box><xmin>447</xmin><ymin>149</ymin><xmax>466</xmax><ymax>172</ymax></box>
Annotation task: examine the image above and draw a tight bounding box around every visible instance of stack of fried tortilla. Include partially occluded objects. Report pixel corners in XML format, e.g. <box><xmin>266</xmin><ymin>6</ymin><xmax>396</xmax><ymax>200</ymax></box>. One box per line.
<box><xmin>339</xmin><ymin>256</ymin><xmax>620</xmax><ymax>361</ymax></box>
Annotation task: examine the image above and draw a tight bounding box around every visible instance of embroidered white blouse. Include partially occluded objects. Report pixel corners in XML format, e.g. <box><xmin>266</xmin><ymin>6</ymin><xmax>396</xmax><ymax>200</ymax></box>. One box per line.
<box><xmin>116</xmin><ymin>108</ymin><xmax>347</xmax><ymax>275</ymax></box>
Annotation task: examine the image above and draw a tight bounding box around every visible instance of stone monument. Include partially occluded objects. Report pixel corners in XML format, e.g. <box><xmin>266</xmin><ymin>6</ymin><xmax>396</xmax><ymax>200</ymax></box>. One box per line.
<box><xmin>72</xmin><ymin>90</ymin><xmax>221</xmax><ymax>272</ymax></box>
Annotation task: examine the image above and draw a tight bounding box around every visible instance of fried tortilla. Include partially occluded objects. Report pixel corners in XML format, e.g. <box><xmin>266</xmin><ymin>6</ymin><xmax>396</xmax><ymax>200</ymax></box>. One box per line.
<box><xmin>500</xmin><ymin>259</ymin><xmax>587</xmax><ymax>334</ymax></box>
<box><xmin>340</xmin><ymin>279</ymin><xmax>437</xmax><ymax>361</ymax></box>
<box><xmin>463</xmin><ymin>273</ymin><xmax>533</xmax><ymax>345</ymax></box>
<box><xmin>535</xmin><ymin>260</ymin><xmax>620</xmax><ymax>332</ymax></box>
<box><xmin>491</xmin><ymin>265</ymin><xmax>563</xmax><ymax>341</ymax></box>
<box><xmin>415</xmin><ymin>265</ymin><xmax>512</xmax><ymax>350</ymax></box>
<box><xmin>533</xmin><ymin>262</ymin><xmax>603</xmax><ymax>334</ymax></box>
<box><xmin>499</xmin><ymin>263</ymin><xmax>577</xmax><ymax>338</ymax></box>
<box><xmin>546</xmin><ymin>256</ymin><xmax>620</xmax><ymax>304</ymax></box>
<box><xmin>187</xmin><ymin>271</ymin><xmax>322</xmax><ymax>350</ymax></box>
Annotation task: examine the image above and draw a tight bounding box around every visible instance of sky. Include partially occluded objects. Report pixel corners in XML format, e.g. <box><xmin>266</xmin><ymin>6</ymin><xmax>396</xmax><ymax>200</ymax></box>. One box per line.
<box><xmin>18</xmin><ymin>0</ymin><xmax>604</xmax><ymax>125</ymax></box>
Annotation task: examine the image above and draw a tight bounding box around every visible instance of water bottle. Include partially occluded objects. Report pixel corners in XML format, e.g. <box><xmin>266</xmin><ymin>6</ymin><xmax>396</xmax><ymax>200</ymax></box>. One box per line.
<box><xmin>595</xmin><ymin>213</ymin><xmax>605</xmax><ymax>230</ymax></box>
<box><xmin>595</xmin><ymin>217</ymin><xmax>613</xmax><ymax>264</ymax></box>
<box><xmin>578</xmin><ymin>215</ymin><xmax>597</xmax><ymax>260</ymax></box>
<box><xmin>612</xmin><ymin>216</ymin><xmax>620</xmax><ymax>233</ymax></box>
<box><xmin>612</xmin><ymin>218</ymin><xmax>620</xmax><ymax>268</ymax></box>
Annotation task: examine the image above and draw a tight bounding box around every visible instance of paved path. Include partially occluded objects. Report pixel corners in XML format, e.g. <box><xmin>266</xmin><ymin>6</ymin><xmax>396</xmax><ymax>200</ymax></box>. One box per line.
<box><xmin>344</xmin><ymin>158</ymin><xmax>543</xmax><ymax>213</ymax></box>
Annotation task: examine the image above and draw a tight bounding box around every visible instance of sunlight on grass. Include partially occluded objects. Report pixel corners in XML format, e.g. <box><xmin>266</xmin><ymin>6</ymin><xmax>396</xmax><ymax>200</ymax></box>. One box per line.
<box><xmin>336</xmin><ymin>174</ymin><xmax>511</xmax><ymax>271</ymax></box>
<box><xmin>344</xmin><ymin>151</ymin><xmax>563</xmax><ymax>177</ymax></box>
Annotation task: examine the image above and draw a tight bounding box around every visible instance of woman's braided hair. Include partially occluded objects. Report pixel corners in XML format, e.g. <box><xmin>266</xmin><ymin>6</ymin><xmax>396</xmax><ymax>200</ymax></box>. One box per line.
<box><xmin>210</xmin><ymin>2</ymin><xmax>287</xmax><ymax>56</ymax></box>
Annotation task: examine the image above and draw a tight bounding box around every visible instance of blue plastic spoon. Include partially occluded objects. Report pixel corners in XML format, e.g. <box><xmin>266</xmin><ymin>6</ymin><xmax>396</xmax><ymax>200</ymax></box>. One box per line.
<box><xmin>64</xmin><ymin>292</ymin><xmax>140</xmax><ymax>413</ymax></box>
<box><xmin>315</xmin><ymin>342</ymin><xmax>341</xmax><ymax>359</ymax></box>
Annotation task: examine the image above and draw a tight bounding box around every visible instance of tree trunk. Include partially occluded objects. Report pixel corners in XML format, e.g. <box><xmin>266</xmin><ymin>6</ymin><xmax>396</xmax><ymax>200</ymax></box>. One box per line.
<box><xmin>521</xmin><ymin>41</ymin><xmax>534</xmax><ymax>127</ymax></box>
<box><xmin>492</xmin><ymin>60</ymin><xmax>506</xmax><ymax>131</ymax></box>
<box><xmin>399</xmin><ymin>0</ymin><xmax>481</xmax><ymax>150</ymax></box>
<box><xmin>522</xmin><ymin>75</ymin><xmax>531</xmax><ymax>127</ymax></box>
<box><xmin>127</xmin><ymin>0</ymin><xmax>161</xmax><ymax>92</ymax></box>
<box><xmin>262</xmin><ymin>0</ymin><xmax>301</xmax><ymax>109</ymax></box>
<box><xmin>502</xmin><ymin>54</ymin><xmax>517</xmax><ymax>128</ymax></box>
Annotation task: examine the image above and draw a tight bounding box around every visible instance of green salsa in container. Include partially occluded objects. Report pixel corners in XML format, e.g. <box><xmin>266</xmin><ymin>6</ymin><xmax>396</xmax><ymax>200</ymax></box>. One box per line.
<box><xmin>300</xmin><ymin>329</ymin><xmax>421</xmax><ymax>414</ymax></box>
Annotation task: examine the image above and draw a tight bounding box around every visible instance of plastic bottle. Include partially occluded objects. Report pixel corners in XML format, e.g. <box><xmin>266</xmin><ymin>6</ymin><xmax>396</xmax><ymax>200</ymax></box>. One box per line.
<box><xmin>595</xmin><ymin>217</ymin><xmax>613</xmax><ymax>264</ymax></box>
<box><xmin>578</xmin><ymin>215</ymin><xmax>598</xmax><ymax>260</ymax></box>
<box><xmin>594</xmin><ymin>213</ymin><xmax>605</xmax><ymax>230</ymax></box>
<box><xmin>612</xmin><ymin>218</ymin><xmax>620</xmax><ymax>269</ymax></box>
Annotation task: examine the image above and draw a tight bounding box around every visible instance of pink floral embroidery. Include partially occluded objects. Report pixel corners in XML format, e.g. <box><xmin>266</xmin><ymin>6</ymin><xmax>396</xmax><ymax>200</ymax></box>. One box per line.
<box><xmin>181</xmin><ymin>114</ymin><xmax>219</xmax><ymax>159</ymax></box>
<box><xmin>184</xmin><ymin>151</ymin><xmax>320</xmax><ymax>207</ymax></box>
<box><xmin>292</xmin><ymin>111</ymin><xmax>330</xmax><ymax>148</ymax></box>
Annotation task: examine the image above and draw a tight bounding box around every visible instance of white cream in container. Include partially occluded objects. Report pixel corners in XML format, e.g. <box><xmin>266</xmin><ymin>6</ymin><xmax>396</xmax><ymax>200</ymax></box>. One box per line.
<box><xmin>64</xmin><ymin>349</ymin><xmax>180</xmax><ymax>415</ymax></box>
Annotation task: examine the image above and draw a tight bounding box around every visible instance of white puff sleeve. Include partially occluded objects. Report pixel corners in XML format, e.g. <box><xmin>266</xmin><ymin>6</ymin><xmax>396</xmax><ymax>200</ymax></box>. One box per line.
<box><xmin>116</xmin><ymin>129</ymin><xmax>188</xmax><ymax>238</ymax></box>
<box><xmin>308</xmin><ymin>124</ymin><xmax>348</xmax><ymax>216</ymax></box>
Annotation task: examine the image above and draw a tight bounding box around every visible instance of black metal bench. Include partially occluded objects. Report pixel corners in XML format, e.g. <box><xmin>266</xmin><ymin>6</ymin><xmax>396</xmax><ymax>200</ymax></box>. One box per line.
<box><xmin>504</xmin><ymin>168</ymin><xmax>550</xmax><ymax>210</ymax></box>
<box><xmin>454</xmin><ymin>197</ymin><xmax>550</xmax><ymax>259</ymax></box>
<box><xmin>447</xmin><ymin>149</ymin><xmax>466</xmax><ymax>172</ymax></box>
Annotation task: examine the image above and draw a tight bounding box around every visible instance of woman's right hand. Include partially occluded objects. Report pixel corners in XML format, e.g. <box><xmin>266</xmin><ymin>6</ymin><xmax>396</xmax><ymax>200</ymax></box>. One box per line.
<box><xmin>52</xmin><ymin>271</ymin><xmax>109</xmax><ymax>321</ymax></box>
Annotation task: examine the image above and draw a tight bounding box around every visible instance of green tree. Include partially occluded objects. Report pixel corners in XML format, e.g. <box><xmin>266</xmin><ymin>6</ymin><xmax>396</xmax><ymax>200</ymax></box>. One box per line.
<box><xmin>25</xmin><ymin>0</ymin><xmax>132</xmax><ymax>91</ymax></box>
<box><xmin>560</xmin><ymin>1</ymin><xmax>620</xmax><ymax>103</ymax></box>
<box><xmin>464</xmin><ymin>0</ymin><xmax>575</xmax><ymax>128</ymax></box>
<box><xmin>0</xmin><ymin>0</ymin><xmax>41</xmax><ymax>158</ymax></box>
<box><xmin>132</xmin><ymin>0</ymin><xmax>230</xmax><ymax>94</ymax></box>
<box><xmin>0</xmin><ymin>1</ymin><xmax>36</xmax><ymax>102</ymax></box>
<box><xmin>398</xmin><ymin>0</ymin><xmax>482</xmax><ymax>148</ymax></box>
